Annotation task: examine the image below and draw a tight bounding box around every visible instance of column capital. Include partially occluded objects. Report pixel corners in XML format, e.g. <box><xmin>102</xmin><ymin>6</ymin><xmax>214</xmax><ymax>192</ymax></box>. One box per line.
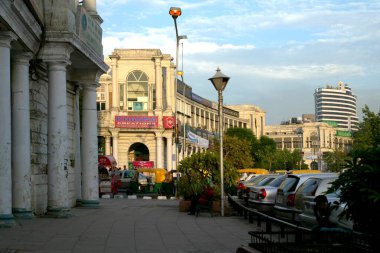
<box><xmin>72</xmin><ymin>69</ymin><xmax>104</xmax><ymax>86</ymax></box>
<box><xmin>155</xmin><ymin>131</ymin><xmax>164</xmax><ymax>138</ymax></box>
<box><xmin>154</xmin><ymin>56</ymin><xmax>162</xmax><ymax>64</ymax></box>
<box><xmin>0</xmin><ymin>31</ymin><xmax>18</xmax><ymax>48</ymax></box>
<box><xmin>110</xmin><ymin>130</ymin><xmax>119</xmax><ymax>138</ymax></box>
<box><xmin>39</xmin><ymin>43</ymin><xmax>74</xmax><ymax>65</ymax></box>
<box><xmin>109</xmin><ymin>53</ymin><xmax>120</xmax><ymax>62</ymax></box>
<box><xmin>11</xmin><ymin>52</ymin><xmax>33</xmax><ymax>65</ymax></box>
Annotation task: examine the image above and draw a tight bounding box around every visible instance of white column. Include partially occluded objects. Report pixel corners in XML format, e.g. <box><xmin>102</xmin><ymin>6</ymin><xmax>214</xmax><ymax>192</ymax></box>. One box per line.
<box><xmin>47</xmin><ymin>61</ymin><xmax>71</xmax><ymax>217</ymax></box>
<box><xmin>105</xmin><ymin>83</ymin><xmax>109</xmax><ymax>110</ymax></box>
<box><xmin>81</xmin><ymin>83</ymin><xmax>100</xmax><ymax>207</ymax></box>
<box><xmin>166</xmin><ymin>65</ymin><xmax>173</xmax><ymax>111</ymax></box>
<box><xmin>166</xmin><ymin>136</ymin><xmax>173</xmax><ymax>171</ymax></box>
<box><xmin>105</xmin><ymin>136</ymin><xmax>111</xmax><ymax>155</ymax></box>
<box><xmin>0</xmin><ymin>31</ymin><xmax>17</xmax><ymax>227</ymax></box>
<box><xmin>11</xmin><ymin>52</ymin><xmax>33</xmax><ymax>218</ymax></box>
<box><xmin>74</xmin><ymin>85</ymin><xmax>82</xmax><ymax>202</ymax></box>
<box><xmin>110</xmin><ymin>55</ymin><xmax>119</xmax><ymax>108</ymax></box>
<box><xmin>156</xmin><ymin>134</ymin><xmax>163</xmax><ymax>168</ymax></box>
<box><xmin>112</xmin><ymin>131</ymin><xmax>119</xmax><ymax>163</ymax></box>
<box><xmin>154</xmin><ymin>57</ymin><xmax>163</xmax><ymax>110</ymax></box>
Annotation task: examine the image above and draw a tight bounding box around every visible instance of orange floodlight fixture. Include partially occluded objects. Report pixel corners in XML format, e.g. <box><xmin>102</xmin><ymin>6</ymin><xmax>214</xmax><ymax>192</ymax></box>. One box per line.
<box><xmin>169</xmin><ymin>7</ymin><xmax>182</xmax><ymax>18</ymax></box>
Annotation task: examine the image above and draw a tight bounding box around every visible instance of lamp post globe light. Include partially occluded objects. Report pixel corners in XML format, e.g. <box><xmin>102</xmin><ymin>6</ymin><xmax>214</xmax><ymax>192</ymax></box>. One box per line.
<box><xmin>169</xmin><ymin>7</ymin><xmax>187</xmax><ymax>199</ymax></box>
<box><xmin>209</xmin><ymin>68</ymin><xmax>230</xmax><ymax>217</ymax></box>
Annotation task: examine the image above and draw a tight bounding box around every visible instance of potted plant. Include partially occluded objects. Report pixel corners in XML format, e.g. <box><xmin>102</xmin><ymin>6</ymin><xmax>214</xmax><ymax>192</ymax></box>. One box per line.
<box><xmin>177</xmin><ymin>152</ymin><xmax>218</xmax><ymax>212</ymax></box>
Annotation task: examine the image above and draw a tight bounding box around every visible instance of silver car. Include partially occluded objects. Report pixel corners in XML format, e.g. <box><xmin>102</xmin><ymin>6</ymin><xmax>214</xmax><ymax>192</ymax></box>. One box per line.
<box><xmin>294</xmin><ymin>175</ymin><xmax>353</xmax><ymax>230</ymax></box>
<box><xmin>245</xmin><ymin>174</ymin><xmax>280</xmax><ymax>204</ymax></box>
<box><xmin>273</xmin><ymin>173</ymin><xmax>336</xmax><ymax>222</ymax></box>
<box><xmin>248</xmin><ymin>175</ymin><xmax>287</xmax><ymax>213</ymax></box>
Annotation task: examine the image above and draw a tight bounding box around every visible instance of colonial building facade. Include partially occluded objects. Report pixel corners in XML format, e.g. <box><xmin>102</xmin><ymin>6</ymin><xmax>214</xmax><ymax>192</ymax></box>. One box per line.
<box><xmin>0</xmin><ymin>0</ymin><xmax>107</xmax><ymax>226</ymax></box>
<box><xmin>265</xmin><ymin>122</ymin><xmax>353</xmax><ymax>170</ymax></box>
<box><xmin>97</xmin><ymin>49</ymin><xmax>266</xmax><ymax>171</ymax></box>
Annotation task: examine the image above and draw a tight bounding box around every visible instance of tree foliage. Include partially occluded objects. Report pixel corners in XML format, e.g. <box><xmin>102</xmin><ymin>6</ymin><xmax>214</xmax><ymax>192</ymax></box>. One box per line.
<box><xmin>252</xmin><ymin>136</ymin><xmax>277</xmax><ymax>170</ymax></box>
<box><xmin>271</xmin><ymin>149</ymin><xmax>302</xmax><ymax>171</ymax></box>
<box><xmin>177</xmin><ymin>152</ymin><xmax>219</xmax><ymax>200</ymax></box>
<box><xmin>328</xmin><ymin>106</ymin><xmax>380</xmax><ymax>235</ymax></box>
<box><xmin>323</xmin><ymin>148</ymin><xmax>349</xmax><ymax>172</ymax></box>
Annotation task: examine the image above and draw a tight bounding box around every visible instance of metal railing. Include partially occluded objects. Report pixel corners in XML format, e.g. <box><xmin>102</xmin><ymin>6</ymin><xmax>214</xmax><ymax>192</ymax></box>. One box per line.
<box><xmin>228</xmin><ymin>194</ymin><xmax>376</xmax><ymax>253</ymax></box>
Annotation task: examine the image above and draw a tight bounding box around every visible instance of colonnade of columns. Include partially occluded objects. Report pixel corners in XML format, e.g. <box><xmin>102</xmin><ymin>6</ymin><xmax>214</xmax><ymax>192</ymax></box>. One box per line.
<box><xmin>0</xmin><ymin>32</ymin><xmax>101</xmax><ymax>226</ymax></box>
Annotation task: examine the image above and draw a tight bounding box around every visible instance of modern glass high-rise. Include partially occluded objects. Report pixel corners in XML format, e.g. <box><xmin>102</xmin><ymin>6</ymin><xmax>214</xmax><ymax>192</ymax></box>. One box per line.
<box><xmin>314</xmin><ymin>81</ymin><xmax>359</xmax><ymax>131</ymax></box>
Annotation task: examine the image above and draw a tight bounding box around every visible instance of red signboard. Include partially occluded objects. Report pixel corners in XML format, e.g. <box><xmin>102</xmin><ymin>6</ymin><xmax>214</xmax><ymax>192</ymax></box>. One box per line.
<box><xmin>132</xmin><ymin>161</ymin><xmax>154</xmax><ymax>169</ymax></box>
<box><xmin>115</xmin><ymin>116</ymin><xmax>158</xmax><ymax>128</ymax></box>
<box><xmin>163</xmin><ymin>116</ymin><xmax>176</xmax><ymax>129</ymax></box>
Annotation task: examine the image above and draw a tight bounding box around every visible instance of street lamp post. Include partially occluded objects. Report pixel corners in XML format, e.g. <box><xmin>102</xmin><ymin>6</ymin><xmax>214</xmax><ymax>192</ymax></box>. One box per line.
<box><xmin>169</xmin><ymin>7</ymin><xmax>187</xmax><ymax>172</ymax></box>
<box><xmin>209</xmin><ymin>68</ymin><xmax>230</xmax><ymax>217</ymax></box>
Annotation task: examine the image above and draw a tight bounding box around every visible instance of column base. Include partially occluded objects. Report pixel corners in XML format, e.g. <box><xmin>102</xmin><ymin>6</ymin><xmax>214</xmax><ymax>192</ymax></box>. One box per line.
<box><xmin>46</xmin><ymin>207</ymin><xmax>72</xmax><ymax>218</ymax></box>
<box><xmin>0</xmin><ymin>214</ymin><xmax>15</xmax><ymax>228</ymax></box>
<box><xmin>12</xmin><ymin>208</ymin><xmax>34</xmax><ymax>219</ymax></box>
<box><xmin>78</xmin><ymin>199</ymin><xmax>100</xmax><ymax>209</ymax></box>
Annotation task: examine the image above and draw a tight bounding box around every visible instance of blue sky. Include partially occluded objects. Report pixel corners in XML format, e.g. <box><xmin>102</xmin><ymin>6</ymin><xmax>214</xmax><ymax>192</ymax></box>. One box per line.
<box><xmin>97</xmin><ymin>0</ymin><xmax>380</xmax><ymax>125</ymax></box>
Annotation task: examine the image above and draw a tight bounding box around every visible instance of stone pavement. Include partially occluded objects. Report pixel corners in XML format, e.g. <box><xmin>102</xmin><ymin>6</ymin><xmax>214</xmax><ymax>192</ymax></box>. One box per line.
<box><xmin>0</xmin><ymin>198</ymin><xmax>260</xmax><ymax>253</ymax></box>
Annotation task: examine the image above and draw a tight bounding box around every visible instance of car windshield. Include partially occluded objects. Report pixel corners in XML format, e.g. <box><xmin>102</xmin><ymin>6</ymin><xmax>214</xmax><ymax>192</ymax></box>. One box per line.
<box><xmin>257</xmin><ymin>176</ymin><xmax>276</xmax><ymax>186</ymax></box>
<box><xmin>280</xmin><ymin>176</ymin><xmax>299</xmax><ymax>192</ymax></box>
<box><xmin>269</xmin><ymin>175</ymin><xmax>286</xmax><ymax>187</ymax></box>
<box><xmin>246</xmin><ymin>175</ymin><xmax>265</xmax><ymax>183</ymax></box>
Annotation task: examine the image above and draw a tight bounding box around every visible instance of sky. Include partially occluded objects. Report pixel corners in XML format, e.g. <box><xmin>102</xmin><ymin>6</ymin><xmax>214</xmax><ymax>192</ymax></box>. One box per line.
<box><xmin>97</xmin><ymin>0</ymin><xmax>380</xmax><ymax>125</ymax></box>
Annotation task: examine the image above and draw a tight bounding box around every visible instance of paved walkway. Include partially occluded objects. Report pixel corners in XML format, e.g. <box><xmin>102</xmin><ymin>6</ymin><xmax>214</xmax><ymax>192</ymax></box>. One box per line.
<box><xmin>0</xmin><ymin>198</ymin><xmax>260</xmax><ymax>253</ymax></box>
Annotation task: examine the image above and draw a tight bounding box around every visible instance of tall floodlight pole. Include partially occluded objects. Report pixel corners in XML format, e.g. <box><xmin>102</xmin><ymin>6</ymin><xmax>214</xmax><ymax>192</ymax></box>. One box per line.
<box><xmin>169</xmin><ymin>7</ymin><xmax>181</xmax><ymax>174</ymax></box>
<box><xmin>209</xmin><ymin>68</ymin><xmax>230</xmax><ymax>217</ymax></box>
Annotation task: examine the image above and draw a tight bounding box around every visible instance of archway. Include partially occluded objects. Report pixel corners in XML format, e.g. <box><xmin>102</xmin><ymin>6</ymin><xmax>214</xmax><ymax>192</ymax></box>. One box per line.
<box><xmin>128</xmin><ymin>142</ymin><xmax>149</xmax><ymax>162</ymax></box>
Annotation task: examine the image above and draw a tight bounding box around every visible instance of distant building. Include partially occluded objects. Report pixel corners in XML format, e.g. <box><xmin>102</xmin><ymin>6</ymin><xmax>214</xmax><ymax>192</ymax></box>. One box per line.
<box><xmin>314</xmin><ymin>81</ymin><xmax>359</xmax><ymax>131</ymax></box>
<box><xmin>97</xmin><ymin>49</ymin><xmax>265</xmax><ymax>171</ymax></box>
<box><xmin>226</xmin><ymin>105</ymin><xmax>266</xmax><ymax>138</ymax></box>
<box><xmin>302</xmin><ymin>114</ymin><xmax>315</xmax><ymax>123</ymax></box>
<box><xmin>265</xmin><ymin>122</ymin><xmax>353</xmax><ymax>170</ymax></box>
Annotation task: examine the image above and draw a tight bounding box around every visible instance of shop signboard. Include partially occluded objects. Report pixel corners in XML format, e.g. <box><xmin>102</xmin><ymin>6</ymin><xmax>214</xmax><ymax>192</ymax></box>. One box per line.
<box><xmin>115</xmin><ymin>116</ymin><xmax>158</xmax><ymax>128</ymax></box>
<box><xmin>132</xmin><ymin>161</ymin><xmax>154</xmax><ymax>169</ymax></box>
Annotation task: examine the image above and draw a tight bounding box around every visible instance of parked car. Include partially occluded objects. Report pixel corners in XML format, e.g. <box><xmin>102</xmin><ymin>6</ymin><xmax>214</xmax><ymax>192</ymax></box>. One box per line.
<box><xmin>112</xmin><ymin>170</ymin><xmax>139</xmax><ymax>194</ymax></box>
<box><xmin>248</xmin><ymin>174</ymin><xmax>287</xmax><ymax>213</ymax></box>
<box><xmin>273</xmin><ymin>173</ymin><xmax>336</xmax><ymax>222</ymax></box>
<box><xmin>294</xmin><ymin>175</ymin><xmax>353</xmax><ymax>230</ymax></box>
<box><xmin>243</xmin><ymin>174</ymin><xmax>280</xmax><ymax>204</ymax></box>
<box><xmin>236</xmin><ymin>174</ymin><xmax>261</xmax><ymax>199</ymax></box>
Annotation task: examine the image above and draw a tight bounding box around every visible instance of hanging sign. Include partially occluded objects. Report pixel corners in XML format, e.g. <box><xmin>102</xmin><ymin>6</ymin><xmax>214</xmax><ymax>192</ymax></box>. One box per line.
<box><xmin>163</xmin><ymin>116</ymin><xmax>176</xmax><ymax>129</ymax></box>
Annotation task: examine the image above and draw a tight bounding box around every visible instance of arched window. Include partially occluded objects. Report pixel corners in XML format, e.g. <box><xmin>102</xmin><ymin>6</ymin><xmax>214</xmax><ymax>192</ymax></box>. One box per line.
<box><xmin>124</xmin><ymin>70</ymin><xmax>149</xmax><ymax>111</ymax></box>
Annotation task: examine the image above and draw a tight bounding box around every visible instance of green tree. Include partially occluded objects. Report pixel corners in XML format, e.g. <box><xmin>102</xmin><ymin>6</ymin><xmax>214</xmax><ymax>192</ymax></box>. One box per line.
<box><xmin>177</xmin><ymin>152</ymin><xmax>218</xmax><ymax>200</ymax></box>
<box><xmin>222</xmin><ymin>135</ymin><xmax>254</xmax><ymax>170</ymax></box>
<box><xmin>225</xmin><ymin>127</ymin><xmax>256</xmax><ymax>143</ymax></box>
<box><xmin>271</xmin><ymin>149</ymin><xmax>302</xmax><ymax>171</ymax></box>
<box><xmin>328</xmin><ymin>106</ymin><xmax>380</xmax><ymax>237</ymax></box>
<box><xmin>252</xmin><ymin>136</ymin><xmax>277</xmax><ymax>170</ymax></box>
<box><xmin>323</xmin><ymin>148</ymin><xmax>349</xmax><ymax>172</ymax></box>
<box><xmin>352</xmin><ymin>105</ymin><xmax>380</xmax><ymax>153</ymax></box>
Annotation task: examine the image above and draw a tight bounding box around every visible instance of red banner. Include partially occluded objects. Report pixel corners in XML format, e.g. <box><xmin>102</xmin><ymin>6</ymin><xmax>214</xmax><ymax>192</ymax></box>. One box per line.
<box><xmin>132</xmin><ymin>161</ymin><xmax>154</xmax><ymax>169</ymax></box>
<box><xmin>163</xmin><ymin>116</ymin><xmax>176</xmax><ymax>129</ymax></box>
<box><xmin>115</xmin><ymin>116</ymin><xmax>158</xmax><ymax>128</ymax></box>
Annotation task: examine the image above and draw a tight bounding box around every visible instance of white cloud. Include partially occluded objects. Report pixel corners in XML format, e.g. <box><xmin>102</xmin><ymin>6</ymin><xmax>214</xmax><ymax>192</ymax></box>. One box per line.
<box><xmin>187</xmin><ymin>61</ymin><xmax>364</xmax><ymax>80</ymax></box>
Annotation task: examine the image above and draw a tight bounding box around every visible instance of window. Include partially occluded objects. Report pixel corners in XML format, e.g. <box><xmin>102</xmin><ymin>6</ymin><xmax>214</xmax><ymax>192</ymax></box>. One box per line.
<box><xmin>96</xmin><ymin>86</ymin><xmax>106</xmax><ymax>111</ymax></box>
<box><xmin>124</xmin><ymin>70</ymin><xmax>149</xmax><ymax>111</ymax></box>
